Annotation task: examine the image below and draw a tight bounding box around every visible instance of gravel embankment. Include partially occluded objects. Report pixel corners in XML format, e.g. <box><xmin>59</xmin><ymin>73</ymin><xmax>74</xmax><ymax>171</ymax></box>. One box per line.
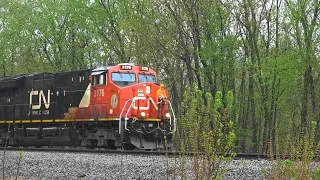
<box><xmin>0</xmin><ymin>150</ymin><xmax>312</xmax><ymax>180</ymax></box>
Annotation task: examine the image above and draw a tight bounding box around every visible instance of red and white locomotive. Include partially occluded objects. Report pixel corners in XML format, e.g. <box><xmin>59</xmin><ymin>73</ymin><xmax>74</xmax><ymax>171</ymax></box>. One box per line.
<box><xmin>0</xmin><ymin>63</ymin><xmax>176</xmax><ymax>150</ymax></box>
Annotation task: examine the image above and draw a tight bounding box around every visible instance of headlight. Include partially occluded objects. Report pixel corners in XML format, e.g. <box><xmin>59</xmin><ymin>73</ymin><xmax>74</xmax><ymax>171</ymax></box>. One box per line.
<box><xmin>165</xmin><ymin>113</ymin><xmax>170</xmax><ymax>118</ymax></box>
<box><xmin>140</xmin><ymin>112</ymin><xmax>146</xmax><ymax>117</ymax></box>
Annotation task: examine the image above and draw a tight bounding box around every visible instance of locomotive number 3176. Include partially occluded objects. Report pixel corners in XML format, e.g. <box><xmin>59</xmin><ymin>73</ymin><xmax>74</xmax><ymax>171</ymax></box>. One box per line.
<box><xmin>94</xmin><ymin>89</ymin><xmax>104</xmax><ymax>97</ymax></box>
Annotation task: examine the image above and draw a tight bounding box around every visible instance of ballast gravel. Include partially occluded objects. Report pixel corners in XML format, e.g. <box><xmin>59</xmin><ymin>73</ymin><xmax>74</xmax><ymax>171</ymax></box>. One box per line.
<box><xmin>0</xmin><ymin>150</ymin><xmax>317</xmax><ymax>180</ymax></box>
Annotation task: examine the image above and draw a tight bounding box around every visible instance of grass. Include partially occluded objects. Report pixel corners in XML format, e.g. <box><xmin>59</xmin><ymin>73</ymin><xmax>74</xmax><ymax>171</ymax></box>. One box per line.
<box><xmin>1</xmin><ymin>123</ymin><xmax>24</xmax><ymax>180</ymax></box>
<box><xmin>266</xmin><ymin>120</ymin><xmax>320</xmax><ymax>180</ymax></box>
<box><xmin>2</xmin><ymin>123</ymin><xmax>10</xmax><ymax>180</ymax></box>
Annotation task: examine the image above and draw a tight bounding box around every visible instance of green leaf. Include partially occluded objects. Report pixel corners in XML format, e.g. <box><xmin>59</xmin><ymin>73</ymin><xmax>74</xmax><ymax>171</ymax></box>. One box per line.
<box><xmin>19</xmin><ymin>151</ymin><xmax>24</xmax><ymax>159</ymax></box>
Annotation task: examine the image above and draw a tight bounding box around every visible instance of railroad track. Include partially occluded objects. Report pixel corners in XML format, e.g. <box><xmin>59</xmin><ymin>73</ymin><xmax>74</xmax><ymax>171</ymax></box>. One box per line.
<box><xmin>0</xmin><ymin>146</ymin><xmax>275</xmax><ymax>159</ymax></box>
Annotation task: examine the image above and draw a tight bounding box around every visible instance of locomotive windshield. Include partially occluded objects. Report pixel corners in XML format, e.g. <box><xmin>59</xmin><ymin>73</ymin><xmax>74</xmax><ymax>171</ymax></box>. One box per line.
<box><xmin>138</xmin><ymin>74</ymin><xmax>156</xmax><ymax>83</ymax></box>
<box><xmin>112</xmin><ymin>72</ymin><xmax>136</xmax><ymax>82</ymax></box>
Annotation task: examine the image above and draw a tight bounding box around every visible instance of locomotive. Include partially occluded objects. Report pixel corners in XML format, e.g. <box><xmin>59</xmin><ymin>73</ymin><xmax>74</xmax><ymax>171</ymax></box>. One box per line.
<box><xmin>0</xmin><ymin>63</ymin><xmax>176</xmax><ymax>150</ymax></box>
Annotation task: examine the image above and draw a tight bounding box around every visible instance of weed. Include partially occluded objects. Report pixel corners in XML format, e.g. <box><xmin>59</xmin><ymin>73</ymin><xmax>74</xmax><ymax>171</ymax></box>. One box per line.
<box><xmin>15</xmin><ymin>151</ymin><xmax>24</xmax><ymax>180</ymax></box>
<box><xmin>2</xmin><ymin>123</ymin><xmax>10</xmax><ymax>180</ymax></box>
<box><xmin>269</xmin><ymin>121</ymin><xmax>319</xmax><ymax>179</ymax></box>
<box><xmin>177</xmin><ymin>84</ymin><xmax>236</xmax><ymax>179</ymax></box>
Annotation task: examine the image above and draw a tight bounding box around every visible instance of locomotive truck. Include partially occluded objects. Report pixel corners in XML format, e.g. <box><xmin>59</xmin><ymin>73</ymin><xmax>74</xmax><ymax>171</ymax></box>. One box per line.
<box><xmin>0</xmin><ymin>63</ymin><xmax>176</xmax><ymax>150</ymax></box>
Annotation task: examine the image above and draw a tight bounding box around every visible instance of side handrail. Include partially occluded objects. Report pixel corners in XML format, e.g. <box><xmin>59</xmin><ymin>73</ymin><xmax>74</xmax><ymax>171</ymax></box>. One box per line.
<box><xmin>119</xmin><ymin>99</ymin><xmax>132</xmax><ymax>134</ymax></box>
<box><xmin>166</xmin><ymin>100</ymin><xmax>176</xmax><ymax>133</ymax></box>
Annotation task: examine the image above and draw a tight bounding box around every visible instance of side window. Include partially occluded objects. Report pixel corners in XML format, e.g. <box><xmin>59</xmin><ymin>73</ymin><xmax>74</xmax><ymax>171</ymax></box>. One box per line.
<box><xmin>93</xmin><ymin>73</ymin><xmax>106</xmax><ymax>86</ymax></box>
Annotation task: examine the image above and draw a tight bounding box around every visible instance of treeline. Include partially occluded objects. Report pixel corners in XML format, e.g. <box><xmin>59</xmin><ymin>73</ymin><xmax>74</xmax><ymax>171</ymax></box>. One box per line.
<box><xmin>0</xmin><ymin>0</ymin><xmax>319</xmax><ymax>153</ymax></box>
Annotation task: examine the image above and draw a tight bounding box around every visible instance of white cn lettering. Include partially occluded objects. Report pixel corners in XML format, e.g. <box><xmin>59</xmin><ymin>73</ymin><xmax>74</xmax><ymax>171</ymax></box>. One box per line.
<box><xmin>29</xmin><ymin>89</ymin><xmax>51</xmax><ymax>110</ymax></box>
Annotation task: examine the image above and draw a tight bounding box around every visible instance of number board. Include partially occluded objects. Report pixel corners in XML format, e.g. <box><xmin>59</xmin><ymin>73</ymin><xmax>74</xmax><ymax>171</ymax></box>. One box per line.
<box><xmin>141</xmin><ymin>67</ymin><xmax>149</xmax><ymax>71</ymax></box>
<box><xmin>121</xmin><ymin>65</ymin><xmax>132</xmax><ymax>70</ymax></box>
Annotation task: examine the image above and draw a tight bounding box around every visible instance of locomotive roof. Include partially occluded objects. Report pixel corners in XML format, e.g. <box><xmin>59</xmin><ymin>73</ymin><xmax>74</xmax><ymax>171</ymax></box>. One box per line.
<box><xmin>25</xmin><ymin>72</ymin><xmax>54</xmax><ymax>77</ymax></box>
<box><xmin>92</xmin><ymin>66</ymin><xmax>114</xmax><ymax>72</ymax></box>
<box><xmin>0</xmin><ymin>63</ymin><xmax>141</xmax><ymax>82</ymax></box>
<box><xmin>0</xmin><ymin>74</ymin><xmax>27</xmax><ymax>89</ymax></box>
<box><xmin>0</xmin><ymin>74</ymin><xmax>26</xmax><ymax>82</ymax></box>
<box><xmin>0</xmin><ymin>68</ymin><xmax>92</xmax><ymax>81</ymax></box>
<box><xmin>91</xmin><ymin>65</ymin><xmax>115</xmax><ymax>75</ymax></box>
<box><xmin>0</xmin><ymin>72</ymin><xmax>57</xmax><ymax>82</ymax></box>
<box><xmin>55</xmin><ymin>68</ymin><xmax>92</xmax><ymax>74</ymax></box>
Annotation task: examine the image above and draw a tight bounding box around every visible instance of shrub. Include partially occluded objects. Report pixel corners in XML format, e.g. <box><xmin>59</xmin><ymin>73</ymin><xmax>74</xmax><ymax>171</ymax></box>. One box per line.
<box><xmin>174</xmin><ymin>84</ymin><xmax>237</xmax><ymax>179</ymax></box>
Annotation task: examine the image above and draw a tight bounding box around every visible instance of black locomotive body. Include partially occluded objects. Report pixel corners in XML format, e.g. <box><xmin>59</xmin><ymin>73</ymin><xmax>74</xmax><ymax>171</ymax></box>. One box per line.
<box><xmin>0</xmin><ymin>70</ymin><xmax>91</xmax><ymax>147</ymax></box>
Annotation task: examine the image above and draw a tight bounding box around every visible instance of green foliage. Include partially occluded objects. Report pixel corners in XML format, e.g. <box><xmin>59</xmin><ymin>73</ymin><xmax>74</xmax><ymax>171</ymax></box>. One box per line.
<box><xmin>284</xmin><ymin>159</ymin><xmax>292</xmax><ymax>167</ymax></box>
<box><xmin>0</xmin><ymin>0</ymin><xmax>319</xmax><ymax>164</ymax></box>
<box><xmin>315</xmin><ymin>168</ymin><xmax>320</xmax><ymax>179</ymax></box>
<box><xmin>215</xmin><ymin>91</ymin><xmax>223</xmax><ymax>110</ymax></box>
<box><xmin>269</xmin><ymin>118</ymin><xmax>319</xmax><ymax>179</ymax></box>
<box><xmin>19</xmin><ymin>151</ymin><xmax>23</xmax><ymax>159</ymax></box>
<box><xmin>177</xmin><ymin>84</ymin><xmax>236</xmax><ymax>179</ymax></box>
<box><xmin>262</xmin><ymin>169</ymin><xmax>268</xmax><ymax>176</ymax></box>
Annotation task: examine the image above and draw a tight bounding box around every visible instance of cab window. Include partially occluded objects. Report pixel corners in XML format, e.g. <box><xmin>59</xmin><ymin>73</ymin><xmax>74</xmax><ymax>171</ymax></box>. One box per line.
<box><xmin>112</xmin><ymin>73</ymin><xmax>136</xmax><ymax>82</ymax></box>
<box><xmin>93</xmin><ymin>73</ymin><xmax>106</xmax><ymax>86</ymax></box>
<box><xmin>138</xmin><ymin>74</ymin><xmax>156</xmax><ymax>83</ymax></box>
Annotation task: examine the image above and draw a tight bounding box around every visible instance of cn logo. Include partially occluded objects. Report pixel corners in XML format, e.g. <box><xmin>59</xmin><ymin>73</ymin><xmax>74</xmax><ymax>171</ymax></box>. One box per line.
<box><xmin>29</xmin><ymin>89</ymin><xmax>51</xmax><ymax>110</ymax></box>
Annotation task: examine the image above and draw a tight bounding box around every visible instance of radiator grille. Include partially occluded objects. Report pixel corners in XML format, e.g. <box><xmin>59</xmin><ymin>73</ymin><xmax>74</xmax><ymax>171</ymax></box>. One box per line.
<box><xmin>101</xmin><ymin>105</ymin><xmax>107</xmax><ymax>117</ymax></box>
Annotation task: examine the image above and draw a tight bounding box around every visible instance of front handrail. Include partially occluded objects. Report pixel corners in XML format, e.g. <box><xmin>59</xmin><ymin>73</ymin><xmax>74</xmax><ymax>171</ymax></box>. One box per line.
<box><xmin>119</xmin><ymin>99</ymin><xmax>131</xmax><ymax>134</ymax></box>
<box><xmin>119</xmin><ymin>97</ymin><xmax>177</xmax><ymax>134</ymax></box>
<box><xmin>124</xmin><ymin>100</ymin><xmax>135</xmax><ymax>131</ymax></box>
<box><xmin>119</xmin><ymin>97</ymin><xmax>146</xmax><ymax>134</ymax></box>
